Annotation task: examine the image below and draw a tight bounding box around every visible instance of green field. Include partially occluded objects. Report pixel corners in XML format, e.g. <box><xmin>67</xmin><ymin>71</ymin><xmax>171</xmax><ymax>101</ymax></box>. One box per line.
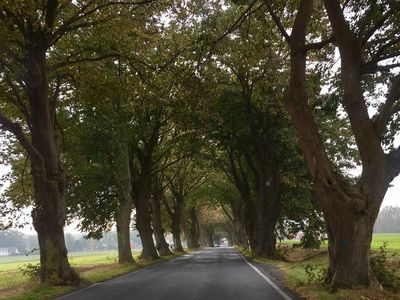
<box><xmin>0</xmin><ymin>250</ymin><xmax>139</xmax><ymax>292</ymax></box>
<box><xmin>0</xmin><ymin>250</ymin><xmax>181</xmax><ymax>300</ymax></box>
<box><xmin>371</xmin><ymin>233</ymin><xmax>400</xmax><ymax>250</ymax></box>
<box><xmin>281</xmin><ymin>233</ymin><xmax>400</xmax><ymax>250</ymax></box>
<box><xmin>0</xmin><ymin>250</ymin><xmax>122</xmax><ymax>273</ymax></box>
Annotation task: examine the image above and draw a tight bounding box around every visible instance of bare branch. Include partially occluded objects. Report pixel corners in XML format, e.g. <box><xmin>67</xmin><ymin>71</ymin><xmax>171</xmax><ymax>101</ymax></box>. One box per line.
<box><xmin>387</xmin><ymin>146</ymin><xmax>400</xmax><ymax>181</ymax></box>
<box><xmin>49</xmin><ymin>54</ymin><xmax>118</xmax><ymax>71</ymax></box>
<box><xmin>263</xmin><ymin>0</ymin><xmax>290</xmax><ymax>42</ymax></box>
<box><xmin>373</xmin><ymin>75</ymin><xmax>400</xmax><ymax>137</ymax></box>
<box><xmin>0</xmin><ymin>111</ymin><xmax>43</xmax><ymax>168</ymax></box>
<box><xmin>361</xmin><ymin>6</ymin><xmax>398</xmax><ymax>45</ymax></box>
<box><xmin>304</xmin><ymin>36</ymin><xmax>335</xmax><ymax>51</ymax></box>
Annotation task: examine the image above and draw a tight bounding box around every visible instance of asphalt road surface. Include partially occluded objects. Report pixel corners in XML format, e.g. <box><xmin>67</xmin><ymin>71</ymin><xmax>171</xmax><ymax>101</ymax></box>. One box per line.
<box><xmin>58</xmin><ymin>247</ymin><xmax>296</xmax><ymax>300</ymax></box>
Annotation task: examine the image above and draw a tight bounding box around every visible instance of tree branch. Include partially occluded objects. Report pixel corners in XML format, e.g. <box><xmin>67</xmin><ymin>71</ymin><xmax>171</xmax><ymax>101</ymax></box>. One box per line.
<box><xmin>361</xmin><ymin>6</ymin><xmax>398</xmax><ymax>45</ymax></box>
<box><xmin>0</xmin><ymin>111</ymin><xmax>43</xmax><ymax>168</ymax></box>
<box><xmin>263</xmin><ymin>0</ymin><xmax>290</xmax><ymax>42</ymax></box>
<box><xmin>50</xmin><ymin>0</ymin><xmax>156</xmax><ymax>44</ymax></box>
<box><xmin>49</xmin><ymin>54</ymin><xmax>118</xmax><ymax>71</ymax></box>
<box><xmin>373</xmin><ymin>75</ymin><xmax>400</xmax><ymax>137</ymax></box>
<box><xmin>304</xmin><ymin>36</ymin><xmax>335</xmax><ymax>51</ymax></box>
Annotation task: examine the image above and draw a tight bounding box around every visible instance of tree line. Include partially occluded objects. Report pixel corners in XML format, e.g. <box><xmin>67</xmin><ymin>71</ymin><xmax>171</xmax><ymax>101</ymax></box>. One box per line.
<box><xmin>0</xmin><ymin>230</ymin><xmax>144</xmax><ymax>254</ymax></box>
<box><xmin>0</xmin><ymin>0</ymin><xmax>399</xmax><ymax>291</ymax></box>
<box><xmin>374</xmin><ymin>206</ymin><xmax>400</xmax><ymax>233</ymax></box>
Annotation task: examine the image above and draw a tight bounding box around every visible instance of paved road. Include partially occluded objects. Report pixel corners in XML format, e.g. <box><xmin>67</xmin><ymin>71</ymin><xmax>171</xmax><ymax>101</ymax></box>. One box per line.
<box><xmin>58</xmin><ymin>248</ymin><xmax>295</xmax><ymax>300</ymax></box>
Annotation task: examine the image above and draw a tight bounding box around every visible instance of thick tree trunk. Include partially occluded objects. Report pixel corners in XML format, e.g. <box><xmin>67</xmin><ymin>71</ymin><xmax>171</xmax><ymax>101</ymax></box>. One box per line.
<box><xmin>253</xmin><ymin>166</ymin><xmax>280</xmax><ymax>257</ymax></box>
<box><xmin>325</xmin><ymin>210</ymin><xmax>373</xmax><ymax>287</ymax></box>
<box><xmin>134</xmin><ymin>159</ymin><xmax>159</xmax><ymax>260</ymax></box>
<box><xmin>205</xmin><ymin>227</ymin><xmax>214</xmax><ymax>247</ymax></box>
<box><xmin>171</xmin><ymin>214</ymin><xmax>184</xmax><ymax>252</ymax></box>
<box><xmin>32</xmin><ymin>189</ymin><xmax>78</xmax><ymax>285</ymax></box>
<box><xmin>232</xmin><ymin>218</ymin><xmax>246</xmax><ymax>246</ymax></box>
<box><xmin>28</xmin><ymin>49</ymin><xmax>78</xmax><ymax>285</ymax></box>
<box><xmin>136</xmin><ymin>194</ymin><xmax>159</xmax><ymax>259</ymax></box>
<box><xmin>114</xmin><ymin>148</ymin><xmax>135</xmax><ymax>264</ymax></box>
<box><xmin>116</xmin><ymin>197</ymin><xmax>135</xmax><ymax>264</ymax></box>
<box><xmin>317</xmin><ymin>182</ymin><xmax>383</xmax><ymax>288</ymax></box>
<box><xmin>183</xmin><ymin>207</ymin><xmax>200</xmax><ymax>249</ymax></box>
<box><xmin>150</xmin><ymin>185</ymin><xmax>172</xmax><ymax>256</ymax></box>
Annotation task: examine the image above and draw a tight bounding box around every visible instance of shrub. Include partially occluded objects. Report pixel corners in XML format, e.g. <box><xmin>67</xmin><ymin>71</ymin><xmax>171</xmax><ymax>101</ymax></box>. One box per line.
<box><xmin>304</xmin><ymin>264</ymin><xmax>327</xmax><ymax>284</ymax></box>
<box><xmin>370</xmin><ymin>242</ymin><xmax>400</xmax><ymax>292</ymax></box>
<box><xmin>19</xmin><ymin>263</ymin><xmax>41</xmax><ymax>279</ymax></box>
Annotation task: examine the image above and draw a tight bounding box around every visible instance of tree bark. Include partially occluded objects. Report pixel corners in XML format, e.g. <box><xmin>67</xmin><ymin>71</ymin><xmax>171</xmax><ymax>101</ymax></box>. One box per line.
<box><xmin>253</xmin><ymin>163</ymin><xmax>281</xmax><ymax>257</ymax></box>
<box><xmin>27</xmin><ymin>46</ymin><xmax>78</xmax><ymax>285</ymax></box>
<box><xmin>134</xmin><ymin>157</ymin><xmax>159</xmax><ymax>259</ymax></box>
<box><xmin>205</xmin><ymin>227</ymin><xmax>214</xmax><ymax>247</ymax></box>
<box><xmin>135</xmin><ymin>194</ymin><xmax>159</xmax><ymax>259</ymax></box>
<box><xmin>171</xmin><ymin>212</ymin><xmax>184</xmax><ymax>252</ymax></box>
<box><xmin>151</xmin><ymin>179</ymin><xmax>172</xmax><ymax>256</ymax></box>
<box><xmin>183</xmin><ymin>207</ymin><xmax>200</xmax><ymax>249</ymax></box>
<box><xmin>323</xmin><ymin>194</ymin><xmax>374</xmax><ymax>287</ymax></box>
<box><xmin>113</xmin><ymin>148</ymin><xmax>135</xmax><ymax>264</ymax></box>
<box><xmin>116</xmin><ymin>197</ymin><xmax>135</xmax><ymax>264</ymax></box>
<box><xmin>232</xmin><ymin>218</ymin><xmax>246</xmax><ymax>246</ymax></box>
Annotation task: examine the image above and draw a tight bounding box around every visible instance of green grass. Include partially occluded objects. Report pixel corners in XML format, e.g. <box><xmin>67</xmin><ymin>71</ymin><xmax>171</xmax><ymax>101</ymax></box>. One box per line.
<box><xmin>371</xmin><ymin>233</ymin><xmax>400</xmax><ymax>250</ymax></box>
<box><xmin>7</xmin><ymin>286</ymin><xmax>75</xmax><ymax>300</ymax></box>
<box><xmin>281</xmin><ymin>233</ymin><xmax>400</xmax><ymax>250</ymax></box>
<box><xmin>0</xmin><ymin>251</ymin><xmax>135</xmax><ymax>290</ymax></box>
<box><xmin>0</xmin><ymin>251</ymin><xmax>181</xmax><ymax>300</ymax></box>
<box><xmin>81</xmin><ymin>254</ymin><xmax>178</xmax><ymax>283</ymax></box>
<box><xmin>0</xmin><ymin>251</ymin><xmax>122</xmax><ymax>272</ymax></box>
<box><xmin>246</xmin><ymin>235</ymin><xmax>400</xmax><ymax>300</ymax></box>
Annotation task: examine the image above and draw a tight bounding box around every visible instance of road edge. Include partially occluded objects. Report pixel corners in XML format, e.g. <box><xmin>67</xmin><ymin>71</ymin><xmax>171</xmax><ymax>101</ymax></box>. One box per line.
<box><xmin>55</xmin><ymin>253</ymin><xmax>187</xmax><ymax>300</ymax></box>
<box><xmin>235</xmin><ymin>249</ymin><xmax>293</xmax><ymax>300</ymax></box>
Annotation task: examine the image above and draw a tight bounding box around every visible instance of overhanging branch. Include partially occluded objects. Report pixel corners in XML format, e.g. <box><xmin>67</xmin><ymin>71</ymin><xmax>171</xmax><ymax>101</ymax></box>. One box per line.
<box><xmin>0</xmin><ymin>111</ymin><xmax>43</xmax><ymax>168</ymax></box>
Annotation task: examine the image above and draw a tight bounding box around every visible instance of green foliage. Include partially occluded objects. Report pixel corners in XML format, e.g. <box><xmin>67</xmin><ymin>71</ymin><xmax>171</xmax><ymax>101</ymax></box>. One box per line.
<box><xmin>304</xmin><ymin>264</ymin><xmax>328</xmax><ymax>284</ymax></box>
<box><xmin>370</xmin><ymin>242</ymin><xmax>400</xmax><ymax>292</ymax></box>
<box><xmin>18</xmin><ymin>263</ymin><xmax>40</xmax><ymax>280</ymax></box>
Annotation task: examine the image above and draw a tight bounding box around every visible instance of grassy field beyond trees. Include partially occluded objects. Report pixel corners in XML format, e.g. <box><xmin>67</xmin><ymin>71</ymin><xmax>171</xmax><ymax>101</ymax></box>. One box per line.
<box><xmin>0</xmin><ymin>250</ymin><xmax>179</xmax><ymax>300</ymax></box>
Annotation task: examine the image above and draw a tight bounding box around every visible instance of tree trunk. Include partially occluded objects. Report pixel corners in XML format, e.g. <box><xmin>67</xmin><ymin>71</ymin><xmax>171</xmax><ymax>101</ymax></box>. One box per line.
<box><xmin>253</xmin><ymin>165</ymin><xmax>281</xmax><ymax>257</ymax></box>
<box><xmin>32</xmin><ymin>190</ymin><xmax>78</xmax><ymax>285</ymax></box>
<box><xmin>205</xmin><ymin>227</ymin><xmax>214</xmax><ymax>247</ymax></box>
<box><xmin>114</xmin><ymin>148</ymin><xmax>135</xmax><ymax>264</ymax></box>
<box><xmin>150</xmin><ymin>184</ymin><xmax>172</xmax><ymax>256</ymax></box>
<box><xmin>183</xmin><ymin>207</ymin><xmax>200</xmax><ymax>249</ymax></box>
<box><xmin>232</xmin><ymin>218</ymin><xmax>246</xmax><ymax>246</ymax></box>
<box><xmin>28</xmin><ymin>49</ymin><xmax>78</xmax><ymax>285</ymax></box>
<box><xmin>171</xmin><ymin>213</ymin><xmax>184</xmax><ymax>252</ymax></box>
<box><xmin>136</xmin><ymin>193</ymin><xmax>159</xmax><ymax>259</ymax></box>
<box><xmin>134</xmin><ymin>158</ymin><xmax>159</xmax><ymax>260</ymax></box>
<box><xmin>325</xmin><ymin>210</ymin><xmax>373</xmax><ymax>287</ymax></box>
<box><xmin>318</xmin><ymin>183</ymin><xmax>382</xmax><ymax>288</ymax></box>
<box><xmin>116</xmin><ymin>197</ymin><xmax>135</xmax><ymax>264</ymax></box>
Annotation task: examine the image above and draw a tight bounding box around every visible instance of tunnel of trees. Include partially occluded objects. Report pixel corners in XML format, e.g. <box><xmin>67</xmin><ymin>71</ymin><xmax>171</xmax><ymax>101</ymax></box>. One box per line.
<box><xmin>0</xmin><ymin>0</ymin><xmax>399</xmax><ymax>291</ymax></box>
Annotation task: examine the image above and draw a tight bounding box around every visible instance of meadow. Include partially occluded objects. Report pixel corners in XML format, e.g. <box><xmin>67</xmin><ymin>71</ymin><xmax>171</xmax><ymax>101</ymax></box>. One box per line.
<box><xmin>0</xmin><ymin>250</ymin><xmax>155</xmax><ymax>300</ymax></box>
<box><xmin>281</xmin><ymin>232</ymin><xmax>400</xmax><ymax>251</ymax></box>
<box><xmin>262</xmin><ymin>233</ymin><xmax>400</xmax><ymax>299</ymax></box>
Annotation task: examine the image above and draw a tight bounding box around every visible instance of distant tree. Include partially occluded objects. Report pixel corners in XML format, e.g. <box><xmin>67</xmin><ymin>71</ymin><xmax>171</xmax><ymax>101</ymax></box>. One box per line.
<box><xmin>0</xmin><ymin>230</ymin><xmax>27</xmax><ymax>254</ymax></box>
<box><xmin>374</xmin><ymin>206</ymin><xmax>400</xmax><ymax>233</ymax></box>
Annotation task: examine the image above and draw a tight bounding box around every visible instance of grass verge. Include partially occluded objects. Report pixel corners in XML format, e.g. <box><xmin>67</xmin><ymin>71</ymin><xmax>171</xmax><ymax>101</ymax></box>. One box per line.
<box><xmin>0</xmin><ymin>252</ymin><xmax>182</xmax><ymax>300</ymax></box>
<box><xmin>237</xmin><ymin>245</ymin><xmax>400</xmax><ymax>300</ymax></box>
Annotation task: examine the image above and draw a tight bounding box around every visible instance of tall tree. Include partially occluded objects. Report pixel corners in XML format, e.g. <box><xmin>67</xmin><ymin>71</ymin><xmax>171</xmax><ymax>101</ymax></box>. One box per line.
<box><xmin>265</xmin><ymin>0</ymin><xmax>400</xmax><ymax>287</ymax></box>
<box><xmin>0</xmin><ymin>0</ymin><xmax>155</xmax><ymax>284</ymax></box>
